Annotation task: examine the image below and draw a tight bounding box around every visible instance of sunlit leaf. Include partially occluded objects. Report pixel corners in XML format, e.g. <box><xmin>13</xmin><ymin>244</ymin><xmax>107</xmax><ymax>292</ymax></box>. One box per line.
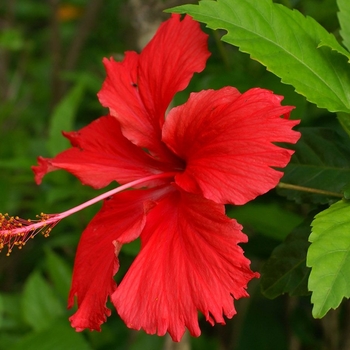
<box><xmin>169</xmin><ymin>0</ymin><xmax>350</xmax><ymax>113</ymax></box>
<box><xmin>338</xmin><ymin>0</ymin><xmax>350</xmax><ymax>51</ymax></box>
<box><xmin>261</xmin><ymin>218</ymin><xmax>312</xmax><ymax>299</ymax></box>
<box><xmin>307</xmin><ymin>200</ymin><xmax>350</xmax><ymax>318</ymax></box>
<box><xmin>278</xmin><ymin>127</ymin><xmax>350</xmax><ymax>203</ymax></box>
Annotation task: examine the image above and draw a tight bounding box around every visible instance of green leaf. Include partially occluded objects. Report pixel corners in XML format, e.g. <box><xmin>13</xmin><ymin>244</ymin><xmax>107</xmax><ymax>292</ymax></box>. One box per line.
<box><xmin>343</xmin><ymin>182</ymin><xmax>350</xmax><ymax>200</ymax></box>
<box><xmin>338</xmin><ymin>0</ymin><xmax>350</xmax><ymax>51</ymax></box>
<box><xmin>307</xmin><ymin>200</ymin><xmax>350</xmax><ymax>318</ymax></box>
<box><xmin>260</xmin><ymin>217</ymin><xmax>312</xmax><ymax>299</ymax></box>
<box><xmin>337</xmin><ymin>112</ymin><xmax>350</xmax><ymax>137</ymax></box>
<box><xmin>278</xmin><ymin>127</ymin><xmax>350</xmax><ymax>203</ymax></box>
<box><xmin>129</xmin><ymin>331</ymin><xmax>165</xmax><ymax>350</ymax></box>
<box><xmin>47</xmin><ymin>82</ymin><xmax>85</xmax><ymax>156</ymax></box>
<box><xmin>122</xmin><ymin>237</ymin><xmax>141</xmax><ymax>256</ymax></box>
<box><xmin>12</xmin><ymin>318</ymin><xmax>92</xmax><ymax>350</ymax></box>
<box><xmin>227</xmin><ymin>202</ymin><xmax>303</xmax><ymax>241</ymax></box>
<box><xmin>0</xmin><ymin>28</ymin><xmax>24</xmax><ymax>51</ymax></box>
<box><xmin>0</xmin><ymin>293</ymin><xmax>24</xmax><ymax>331</ymax></box>
<box><xmin>169</xmin><ymin>0</ymin><xmax>350</xmax><ymax>113</ymax></box>
<box><xmin>21</xmin><ymin>271</ymin><xmax>63</xmax><ymax>331</ymax></box>
<box><xmin>318</xmin><ymin>36</ymin><xmax>350</xmax><ymax>62</ymax></box>
<box><xmin>44</xmin><ymin>249</ymin><xmax>72</xmax><ymax>300</ymax></box>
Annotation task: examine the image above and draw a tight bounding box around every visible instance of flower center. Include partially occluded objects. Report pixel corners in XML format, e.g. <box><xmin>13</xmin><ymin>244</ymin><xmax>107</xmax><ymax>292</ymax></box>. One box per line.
<box><xmin>0</xmin><ymin>172</ymin><xmax>176</xmax><ymax>256</ymax></box>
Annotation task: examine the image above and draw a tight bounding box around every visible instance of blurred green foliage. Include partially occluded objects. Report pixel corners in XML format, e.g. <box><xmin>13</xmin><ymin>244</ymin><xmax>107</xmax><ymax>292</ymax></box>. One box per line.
<box><xmin>1</xmin><ymin>0</ymin><xmax>349</xmax><ymax>349</ymax></box>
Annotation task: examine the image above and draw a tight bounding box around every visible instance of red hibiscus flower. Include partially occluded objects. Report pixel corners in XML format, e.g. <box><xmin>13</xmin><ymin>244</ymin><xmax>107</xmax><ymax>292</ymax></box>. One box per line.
<box><xmin>5</xmin><ymin>14</ymin><xmax>300</xmax><ymax>341</ymax></box>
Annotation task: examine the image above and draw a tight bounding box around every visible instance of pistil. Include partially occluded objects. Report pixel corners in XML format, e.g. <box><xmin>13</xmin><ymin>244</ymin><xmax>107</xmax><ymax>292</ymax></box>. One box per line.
<box><xmin>0</xmin><ymin>172</ymin><xmax>176</xmax><ymax>255</ymax></box>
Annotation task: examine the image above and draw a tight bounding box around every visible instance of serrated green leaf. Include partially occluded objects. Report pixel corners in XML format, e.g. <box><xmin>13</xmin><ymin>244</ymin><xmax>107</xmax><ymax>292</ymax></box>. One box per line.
<box><xmin>169</xmin><ymin>0</ymin><xmax>350</xmax><ymax>113</ymax></box>
<box><xmin>338</xmin><ymin>0</ymin><xmax>350</xmax><ymax>51</ymax></box>
<box><xmin>21</xmin><ymin>271</ymin><xmax>63</xmax><ymax>331</ymax></box>
<box><xmin>12</xmin><ymin>318</ymin><xmax>92</xmax><ymax>350</ymax></box>
<box><xmin>47</xmin><ymin>82</ymin><xmax>85</xmax><ymax>156</ymax></box>
<box><xmin>44</xmin><ymin>249</ymin><xmax>72</xmax><ymax>300</ymax></box>
<box><xmin>307</xmin><ymin>200</ymin><xmax>350</xmax><ymax>318</ymax></box>
<box><xmin>278</xmin><ymin>127</ymin><xmax>350</xmax><ymax>204</ymax></box>
<box><xmin>260</xmin><ymin>218</ymin><xmax>312</xmax><ymax>299</ymax></box>
<box><xmin>318</xmin><ymin>37</ymin><xmax>350</xmax><ymax>62</ymax></box>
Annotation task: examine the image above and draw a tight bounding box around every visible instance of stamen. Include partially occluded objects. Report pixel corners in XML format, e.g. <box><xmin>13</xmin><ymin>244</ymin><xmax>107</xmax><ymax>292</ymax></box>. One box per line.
<box><xmin>0</xmin><ymin>212</ymin><xmax>59</xmax><ymax>256</ymax></box>
<box><xmin>0</xmin><ymin>172</ymin><xmax>176</xmax><ymax>256</ymax></box>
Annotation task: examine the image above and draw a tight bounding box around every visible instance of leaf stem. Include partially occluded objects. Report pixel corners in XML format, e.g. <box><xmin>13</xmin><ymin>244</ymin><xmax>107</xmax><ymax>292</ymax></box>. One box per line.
<box><xmin>278</xmin><ymin>182</ymin><xmax>343</xmax><ymax>198</ymax></box>
<box><xmin>212</xmin><ymin>30</ymin><xmax>230</xmax><ymax>70</ymax></box>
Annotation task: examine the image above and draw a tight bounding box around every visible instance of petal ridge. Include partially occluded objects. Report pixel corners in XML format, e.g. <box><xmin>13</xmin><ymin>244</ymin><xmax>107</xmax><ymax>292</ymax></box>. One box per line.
<box><xmin>68</xmin><ymin>187</ymin><xmax>170</xmax><ymax>331</ymax></box>
<box><xmin>112</xmin><ymin>189</ymin><xmax>258</xmax><ymax>341</ymax></box>
<box><xmin>163</xmin><ymin>87</ymin><xmax>300</xmax><ymax>204</ymax></box>
<box><xmin>98</xmin><ymin>14</ymin><xmax>210</xmax><ymax>157</ymax></box>
<box><xmin>32</xmin><ymin>115</ymin><xmax>172</xmax><ymax>188</ymax></box>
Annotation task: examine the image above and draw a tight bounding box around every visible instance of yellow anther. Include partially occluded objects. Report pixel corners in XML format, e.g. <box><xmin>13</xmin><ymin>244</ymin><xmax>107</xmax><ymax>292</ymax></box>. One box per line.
<box><xmin>0</xmin><ymin>211</ymin><xmax>57</xmax><ymax>256</ymax></box>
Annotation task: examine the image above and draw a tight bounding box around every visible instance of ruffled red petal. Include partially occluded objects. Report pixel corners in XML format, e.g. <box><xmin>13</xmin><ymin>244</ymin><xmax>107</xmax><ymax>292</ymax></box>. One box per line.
<box><xmin>32</xmin><ymin>115</ymin><xmax>172</xmax><ymax>188</ymax></box>
<box><xmin>112</xmin><ymin>187</ymin><xmax>258</xmax><ymax>341</ymax></box>
<box><xmin>97</xmin><ymin>14</ymin><xmax>209</xmax><ymax>156</ymax></box>
<box><xmin>68</xmin><ymin>187</ymin><xmax>169</xmax><ymax>331</ymax></box>
<box><xmin>163</xmin><ymin>87</ymin><xmax>300</xmax><ymax>205</ymax></box>
<box><xmin>138</xmin><ymin>14</ymin><xmax>210</xmax><ymax>130</ymax></box>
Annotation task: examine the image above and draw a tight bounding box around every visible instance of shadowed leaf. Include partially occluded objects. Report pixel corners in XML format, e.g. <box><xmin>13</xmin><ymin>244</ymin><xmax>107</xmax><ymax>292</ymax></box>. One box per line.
<box><xmin>261</xmin><ymin>217</ymin><xmax>311</xmax><ymax>299</ymax></box>
<box><xmin>278</xmin><ymin>127</ymin><xmax>350</xmax><ymax>204</ymax></box>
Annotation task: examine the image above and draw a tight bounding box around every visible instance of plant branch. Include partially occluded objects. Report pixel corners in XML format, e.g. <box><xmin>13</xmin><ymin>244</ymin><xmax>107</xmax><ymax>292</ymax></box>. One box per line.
<box><xmin>49</xmin><ymin>0</ymin><xmax>63</xmax><ymax>106</ymax></box>
<box><xmin>277</xmin><ymin>182</ymin><xmax>343</xmax><ymax>198</ymax></box>
<box><xmin>212</xmin><ymin>29</ymin><xmax>230</xmax><ymax>70</ymax></box>
<box><xmin>0</xmin><ymin>0</ymin><xmax>15</xmax><ymax>100</ymax></box>
<box><xmin>64</xmin><ymin>0</ymin><xmax>104</xmax><ymax>72</ymax></box>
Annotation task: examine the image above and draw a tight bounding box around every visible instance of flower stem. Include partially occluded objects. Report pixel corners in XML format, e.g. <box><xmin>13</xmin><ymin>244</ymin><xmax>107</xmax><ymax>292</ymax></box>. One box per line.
<box><xmin>277</xmin><ymin>182</ymin><xmax>343</xmax><ymax>198</ymax></box>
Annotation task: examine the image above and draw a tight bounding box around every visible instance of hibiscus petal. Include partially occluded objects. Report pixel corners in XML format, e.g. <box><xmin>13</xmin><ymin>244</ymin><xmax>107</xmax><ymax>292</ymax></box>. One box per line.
<box><xmin>68</xmin><ymin>187</ymin><xmax>169</xmax><ymax>331</ymax></box>
<box><xmin>138</xmin><ymin>14</ymin><xmax>210</xmax><ymax>129</ymax></box>
<box><xmin>32</xmin><ymin>115</ymin><xmax>170</xmax><ymax>187</ymax></box>
<box><xmin>97</xmin><ymin>52</ymin><xmax>155</xmax><ymax>148</ymax></box>
<box><xmin>98</xmin><ymin>14</ymin><xmax>209</xmax><ymax>155</ymax></box>
<box><xmin>112</xmin><ymin>188</ymin><xmax>258</xmax><ymax>341</ymax></box>
<box><xmin>162</xmin><ymin>87</ymin><xmax>300</xmax><ymax>205</ymax></box>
